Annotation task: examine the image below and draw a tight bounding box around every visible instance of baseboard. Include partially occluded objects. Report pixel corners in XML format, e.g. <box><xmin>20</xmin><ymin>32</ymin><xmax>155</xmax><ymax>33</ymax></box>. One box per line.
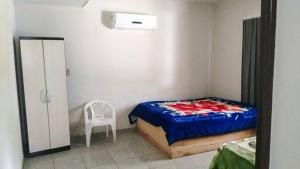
<box><xmin>25</xmin><ymin>145</ymin><xmax>71</xmax><ymax>158</ymax></box>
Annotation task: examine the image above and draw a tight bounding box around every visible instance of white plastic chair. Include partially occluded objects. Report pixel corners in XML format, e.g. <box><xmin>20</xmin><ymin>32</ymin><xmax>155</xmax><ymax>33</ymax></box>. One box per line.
<box><xmin>84</xmin><ymin>100</ymin><xmax>117</xmax><ymax>147</ymax></box>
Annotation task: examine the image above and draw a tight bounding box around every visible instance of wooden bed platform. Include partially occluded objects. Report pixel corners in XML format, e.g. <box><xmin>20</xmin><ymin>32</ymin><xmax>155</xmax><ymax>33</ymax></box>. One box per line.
<box><xmin>137</xmin><ymin>118</ymin><xmax>256</xmax><ymax>159</ymax></box>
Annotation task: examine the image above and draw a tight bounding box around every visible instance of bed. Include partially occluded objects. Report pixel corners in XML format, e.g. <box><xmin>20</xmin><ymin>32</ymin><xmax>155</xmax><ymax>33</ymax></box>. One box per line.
<box><xmin>129</xmin><ymin>97</ymin><xmax>257</xmax><ymax>158</ymax></box>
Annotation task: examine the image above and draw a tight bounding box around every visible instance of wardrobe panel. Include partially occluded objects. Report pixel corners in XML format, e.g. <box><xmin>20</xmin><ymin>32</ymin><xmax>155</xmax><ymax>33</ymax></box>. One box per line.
<box><xmin>20</xmin><ymin>40</ymin><xmax>51</xmax><ymax>153</ymax></box>
<box><xmin>43</xmin><ymin>40</ymin><xmax>70</xmax><ymax>148</ymax></box>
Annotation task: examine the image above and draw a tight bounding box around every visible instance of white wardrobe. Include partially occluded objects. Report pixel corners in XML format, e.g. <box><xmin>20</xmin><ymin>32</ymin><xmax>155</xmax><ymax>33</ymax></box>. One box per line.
<box><xmin>18</xmin><ymin>37</ymin><xmax>70</xmax><ymax>156</ymax></box>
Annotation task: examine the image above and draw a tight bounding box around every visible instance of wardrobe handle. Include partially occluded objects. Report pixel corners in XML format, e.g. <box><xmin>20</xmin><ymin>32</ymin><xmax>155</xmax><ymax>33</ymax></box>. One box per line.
<box><xmin>46</xmin><ymin>90</ymin><xmax>51</xmax><ymax>103</ymax></box>
<box><xmin>40</xmin><ymin>90</ymin><xmax>46</xmax><ymax>103</ymax></box>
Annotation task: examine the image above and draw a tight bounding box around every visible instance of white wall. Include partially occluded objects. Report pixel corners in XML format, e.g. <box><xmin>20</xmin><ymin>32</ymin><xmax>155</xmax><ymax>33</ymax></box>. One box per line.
<box><xmin>210</xmin><ymin>0</ymin><xmax>261</xmax><ymax>101</ymax></box>
<box><xmin>15</xmin><ymin>0</ymin><xmax>214</xmax><ymax>136</ymax></box>
<box><xmin>0</xmin><ymin>0</ymin><xmax>24</xmax><ymax>169</ymax></box>
<box><xmin>270</xmin><ymin>0</ymin><xmax>300</xmax><ymax>168</ymax></box>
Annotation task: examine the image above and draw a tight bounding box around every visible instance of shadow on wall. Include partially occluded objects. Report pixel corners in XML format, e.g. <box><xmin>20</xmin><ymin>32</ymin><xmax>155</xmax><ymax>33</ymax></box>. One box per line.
<box><xmin>101</xmin><ymin>11</ymin><xmax>113</xmax><ymax>29</ymax></box>
<box><xmin>69</xmin><ymin>103</ymin><xmax>86</xmax><ymax>136</ymax></box>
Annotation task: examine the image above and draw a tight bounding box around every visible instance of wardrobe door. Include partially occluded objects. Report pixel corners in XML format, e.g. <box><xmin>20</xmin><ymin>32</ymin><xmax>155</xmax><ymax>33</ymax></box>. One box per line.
<box><xmin>43</xmin><ymin>40</ymin><xmax>70</xmax><ymax>148</ymax></box>
<box><xmin>20</xmin><ymin>40</ymin><xmax>51</xmax><ymax>153</ymax></box>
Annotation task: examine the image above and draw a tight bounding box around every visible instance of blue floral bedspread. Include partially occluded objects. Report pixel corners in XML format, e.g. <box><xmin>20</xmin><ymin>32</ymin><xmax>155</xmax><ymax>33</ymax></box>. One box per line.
<box><xmin>128</xmin><ymin>97</ymin><xmax>256</xmax><ymax>145</ymax></box>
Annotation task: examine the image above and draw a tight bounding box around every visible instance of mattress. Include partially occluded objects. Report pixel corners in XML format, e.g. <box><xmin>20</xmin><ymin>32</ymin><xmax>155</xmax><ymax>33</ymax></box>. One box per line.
<box><xmin>129</xmin><ymin>97</ymin><xmax>257</xmax><ymax>145</ymax></box>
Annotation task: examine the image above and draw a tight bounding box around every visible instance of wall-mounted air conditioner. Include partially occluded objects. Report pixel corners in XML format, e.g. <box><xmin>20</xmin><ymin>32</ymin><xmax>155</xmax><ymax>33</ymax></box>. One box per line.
<box><xmin>111</xmin><ymin>13</ymin><xmax>157</xmax><ymax>31</ymax></box>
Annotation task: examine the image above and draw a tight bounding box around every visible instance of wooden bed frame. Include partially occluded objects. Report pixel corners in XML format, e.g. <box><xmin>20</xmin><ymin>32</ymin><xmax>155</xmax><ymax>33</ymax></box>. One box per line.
<box><xmin>137</xmin><ymin>118</ymin><xmax>256</xmax><ymax>159</ymax></box>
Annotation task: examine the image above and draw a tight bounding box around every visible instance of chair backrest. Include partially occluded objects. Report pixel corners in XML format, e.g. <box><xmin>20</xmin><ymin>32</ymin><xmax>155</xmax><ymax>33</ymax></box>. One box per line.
<box><xmin>84</xmin><ymin>100</ymin><xmax>115</xmax><ymax>122</ymax></box>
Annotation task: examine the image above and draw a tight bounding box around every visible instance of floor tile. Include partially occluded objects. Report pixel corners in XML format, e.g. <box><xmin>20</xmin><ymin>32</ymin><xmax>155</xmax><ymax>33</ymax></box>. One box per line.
<box><xmin>139</xmin><ymin>152</ymin><xmax>175</xmax><ymax>168</ymax></box>
<box><xmin>82</xmin><ymin>150</ymin><xmax>115</xmax><ymax>168</ymax></box>
<box><xmin>108</xmin><ymin>148</ymin><xmax>138</xmax><ymax>162</ymax></box>
<box><xmin>117</xmin><ymin>134</ymin><xmax>139</xmax><ymax>145</ymax></box>
<box><xmin>173</xmin><ymin>151</ymin><xmax>216</xmax><ymax>169</ymax></box>
<box><xmin>104</xmin><ymin>141</ymin><xmax>131</xmax><ymax>151</ymax></box>
<box><xmin>129</xmin><ymin>142</ymin><xmax>159</xmax><ymax>157</ymax></box>
<box><xmin>74</xmin><ymin>144</ymin><xmax>107</xmax><ymax>156</ymax></box>
<box><xmin>87</xmin><ymin>163</ymin><xmax>118</xmax><ymax>169</ymax></box>
<box><xmin>24</xmin><ymin>162</ymin><xmax>54</xmax><ymax>169</ymax></box>
<box><xmin>52</xmin><ymin>149</ymin><xmax>81</xmax><ymax>162</ymax></box>
<box><xmin>150</xmin><ymin>163</ymin><xmax>179</xmax><ymax>169</ymax></box>
<box><xmin>116</xmin><ymin>157</ymin><xmax>149</xmax><ymax>169</ymax></box>
<box><xmin>24</xmin><ymin>155</ymin><xmax>54</xmax><ymax>169</ymax></box>
<box><xmin>24</xmin><ymin>129</ymin><xmax>216</xmax><ymax>169</ymax></box>
<box><xmin>90</xmin><ymin>135</ymin><xmax>115</xmax><ymax>145</ymax></box>
<box><xmin>54</xmin><ymin>157</ymin><xmax>86</xmax><ymax>169</ymax></box>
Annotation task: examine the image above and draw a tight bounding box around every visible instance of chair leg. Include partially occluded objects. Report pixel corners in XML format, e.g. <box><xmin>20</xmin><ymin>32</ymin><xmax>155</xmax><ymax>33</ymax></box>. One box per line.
<box><xmin>106</xmin><ymin>125</ymin><xmax>109</xmax><ymax>137</ymax></box>
<box><xmin>111</xmin><ymin>123</ymin><xmax>117</xmax><ymax>143</ymax></box>
<box><xmin>86</xmin><ymin>125</ymin><xmax>92</xmax><ymax>147</ymax></box>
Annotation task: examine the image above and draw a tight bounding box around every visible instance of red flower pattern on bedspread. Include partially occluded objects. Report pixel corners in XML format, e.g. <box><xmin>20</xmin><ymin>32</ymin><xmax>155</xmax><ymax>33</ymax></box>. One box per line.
<box><xmin>160</xmin><ymin>99</ymin><xmax>248</xmax><ymax>116</ymax></box>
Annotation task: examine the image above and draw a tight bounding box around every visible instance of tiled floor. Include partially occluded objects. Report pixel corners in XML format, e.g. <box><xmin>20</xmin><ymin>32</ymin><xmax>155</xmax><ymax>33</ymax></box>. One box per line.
<box><xmin>23</xmin><ymin>129</ymin><xmax>216</xmax><ymax>169</ymax></box>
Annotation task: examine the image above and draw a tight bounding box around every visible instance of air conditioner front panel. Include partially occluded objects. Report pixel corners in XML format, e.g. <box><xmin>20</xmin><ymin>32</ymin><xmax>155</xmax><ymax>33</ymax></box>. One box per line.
<box><xmin>112</xmin><ymin>13</ymin><xmax>157</xmax><ymax>30</ymax></box>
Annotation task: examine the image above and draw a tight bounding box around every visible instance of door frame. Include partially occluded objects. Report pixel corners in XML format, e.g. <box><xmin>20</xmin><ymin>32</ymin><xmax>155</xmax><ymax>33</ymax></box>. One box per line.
<box><xmin>256</xmin><ymin>0</ymin><xmax>277</xmax><ymax>169</ymax></box>
<box><xmin>14</xmin><ymin>0</ymin><xmax>278</xmax><ymax>164</ymax></box>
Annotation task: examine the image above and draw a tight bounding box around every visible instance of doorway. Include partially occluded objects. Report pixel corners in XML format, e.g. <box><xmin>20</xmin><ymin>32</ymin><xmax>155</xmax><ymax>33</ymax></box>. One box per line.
<box><xmin>256</xmin><ymin>0</ymin><xmax>277</xmax><ymax>169</ymax></box>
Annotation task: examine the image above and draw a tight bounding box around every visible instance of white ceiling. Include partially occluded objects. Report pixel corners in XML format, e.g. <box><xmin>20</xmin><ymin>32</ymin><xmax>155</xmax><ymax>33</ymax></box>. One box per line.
<box><xmin>15</xmin><ymin>0</ymin><xmax>221</xmax><ymax>7</ymax></box>
<box><xmin>186</xmin><ymin>0</ymin><xmax>221</xmax><ymax>2</ymax></box>
<box><xmin>15</xmin><ymin>0</ymin><xmax>89</xmax><ymax>7</ymax></box>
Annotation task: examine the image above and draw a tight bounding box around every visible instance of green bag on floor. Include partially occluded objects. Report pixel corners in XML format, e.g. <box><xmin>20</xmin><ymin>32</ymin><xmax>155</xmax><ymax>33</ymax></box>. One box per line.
<box><xmin>209</xmin><ymin>143</ymin><xmax>255</xmax><ymax>169</ymax></box>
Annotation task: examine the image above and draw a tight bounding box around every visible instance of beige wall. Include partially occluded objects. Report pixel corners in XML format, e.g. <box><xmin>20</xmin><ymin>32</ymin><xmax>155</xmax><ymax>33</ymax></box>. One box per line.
<box><xmin>0</xmin><ymin>0</ymin><xmax>23</xmax><ymax>169</ymax></box>
<box><xmin>15</xmin><ymin>0</ymin><xmax>214</xmax><ymax>136</ymax></box>
<box><xmin>210</xmin><ymin>0</ymin><xmax>261</xmax><ymax>101</ymax></box>
<box><xmin>270</xmin><ymin>0</ymin><xmax>300</xmax><ymax>168</ymax></box>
